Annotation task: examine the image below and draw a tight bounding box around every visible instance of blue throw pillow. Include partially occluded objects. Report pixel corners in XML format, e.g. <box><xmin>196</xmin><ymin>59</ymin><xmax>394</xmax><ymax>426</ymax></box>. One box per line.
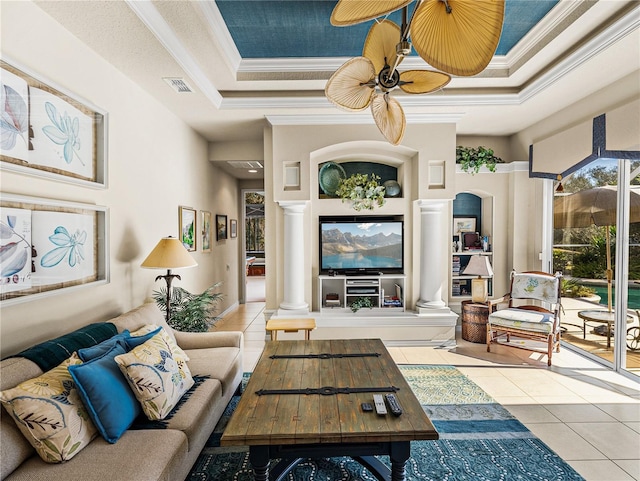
<box><xmin>77</xmin><ymin>326</ymin><xmax>162</xmax><ymax>361</ymax></box>
<box><xmin>77</xmin><ymin>331</ymin><xmax>130</xmax><ymax>361</ymax></box>
<box><xmin>124</xmin><ymin>325</ymin><xmax>162</xmax><ymax>351</ymax></box>
<box><xmin>68</xmin><ymin>341</ymin><xmax>140</xmax><ymax>443</ymax></box>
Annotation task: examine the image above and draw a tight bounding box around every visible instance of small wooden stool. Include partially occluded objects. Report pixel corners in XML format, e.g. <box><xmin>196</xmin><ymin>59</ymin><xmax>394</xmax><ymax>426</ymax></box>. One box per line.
<box><xmin>266</xmin><ymin>318</ymin><xmax>316</xmax><ymax>341</ymax></box>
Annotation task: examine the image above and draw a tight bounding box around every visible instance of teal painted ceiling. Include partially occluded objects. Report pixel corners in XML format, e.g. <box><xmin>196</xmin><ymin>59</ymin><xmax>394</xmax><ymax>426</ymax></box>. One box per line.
<box><xmin>215</xmin><ymin>0</ymin><xmax>559</xmax><ymax>59</ymax></box>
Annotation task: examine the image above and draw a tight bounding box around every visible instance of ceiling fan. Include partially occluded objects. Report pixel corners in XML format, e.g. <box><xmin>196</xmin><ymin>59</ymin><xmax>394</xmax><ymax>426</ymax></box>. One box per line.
<box><xmin>325</xmin><ymin>0</ymin><xmax>505</xmax><ymax>145</ymax></box>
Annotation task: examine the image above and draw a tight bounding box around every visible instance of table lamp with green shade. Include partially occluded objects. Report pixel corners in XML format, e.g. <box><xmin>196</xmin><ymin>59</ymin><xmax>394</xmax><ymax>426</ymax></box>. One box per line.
<box><xmin>141</xmin><ymin>236</ymin><xmax>197</xmax><ymax>322</ymax></box>
<box><xmin>462</xmin><ymin>255</ymin><xmax>493</xmax><ymax>303</ymax></box>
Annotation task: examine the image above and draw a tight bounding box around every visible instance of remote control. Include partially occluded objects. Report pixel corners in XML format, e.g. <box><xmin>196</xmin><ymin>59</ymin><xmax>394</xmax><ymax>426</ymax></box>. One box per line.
<box><xmin>361</xmin><ymin>402</ymin><xmax>373</xmax><ymax>412</ymax></box>
<box><xmin>384</xmin><ymin>393</ymin><xmax>403</xmax><ymax>416</ymax></box>
<box><xmin>373</xmin><ymin>394</ymin><xmax>387</xmax><ymax>415</ymax></box>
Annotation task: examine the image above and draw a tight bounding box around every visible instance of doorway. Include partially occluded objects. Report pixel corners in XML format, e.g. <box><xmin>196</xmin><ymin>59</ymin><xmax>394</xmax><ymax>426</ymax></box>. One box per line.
<box><xmin>243</xmin><ymin>190</ymin><xmax>265</xmax><ymax>303</ymax></box>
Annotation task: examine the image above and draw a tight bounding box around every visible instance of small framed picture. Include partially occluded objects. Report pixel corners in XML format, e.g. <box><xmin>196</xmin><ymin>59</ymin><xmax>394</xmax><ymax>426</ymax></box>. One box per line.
<box><xmin>179</xmin><ymin>206</ymin><xmax>196</xmax><ymax>251</ymax></box>
<box><xmin>453</xmin><ymin>216</ymin><xmax>477</xmax><ymax>235</ymax></box>
<box><xmin>201</xmin><ymin>211</ymin><xmax>212</xmax><ymax>252</ymax></box>
<box><xmin>230</xmin><ymin>219</ymin><xmax>237</xmax><ymax>238</ymax></box>
<box><xmin>216</xmin><ymin>214</ymin><xmax>228</xmax><ymax>241</ymax></box>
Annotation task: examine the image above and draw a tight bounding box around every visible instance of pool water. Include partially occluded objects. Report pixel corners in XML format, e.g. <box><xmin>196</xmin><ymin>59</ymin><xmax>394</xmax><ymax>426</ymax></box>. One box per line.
<box><xmin>587</xmin><ymin>284</ymin><xmax>640</xmax><ymax>310</ymax></box>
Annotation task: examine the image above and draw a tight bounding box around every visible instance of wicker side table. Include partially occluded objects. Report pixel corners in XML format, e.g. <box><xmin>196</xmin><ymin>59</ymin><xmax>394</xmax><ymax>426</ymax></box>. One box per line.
<box><xmin>461</xmin><ymin>300</ymin><xmax>490</xmax><ymax>343</ymax></box>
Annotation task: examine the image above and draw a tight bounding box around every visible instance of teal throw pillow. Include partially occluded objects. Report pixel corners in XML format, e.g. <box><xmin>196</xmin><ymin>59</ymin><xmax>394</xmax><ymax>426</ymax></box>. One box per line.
<box><xmin>77</xmin><ymin>326</ymin><xmax>161</xmax><ymax>361</ymax></box>
<box><xmin>77</xmin><ymin>331</ymin><xmax>130</xmax><ymax>361</ymax></box>
<box><xmin>68</xmin><ymin>341</ymin><xmax>140</xmax><ymax>443</ymax></box>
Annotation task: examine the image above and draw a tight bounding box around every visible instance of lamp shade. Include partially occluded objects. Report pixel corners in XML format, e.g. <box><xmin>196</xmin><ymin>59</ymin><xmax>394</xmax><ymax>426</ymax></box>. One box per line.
<box><xmin>141</xmin><ymin>237</ymin><xmax>197</xmax><ymax>269</ymax></box>
<box><xmin>462</xmin><ymin>255</ymin><xmax>493</xmax><ymax>277</ymax></box>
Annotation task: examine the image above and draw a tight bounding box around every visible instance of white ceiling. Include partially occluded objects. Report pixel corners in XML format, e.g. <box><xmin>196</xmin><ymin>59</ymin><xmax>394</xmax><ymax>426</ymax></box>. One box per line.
<box><xmin>34</xmin><ymin>1</ymin><xmax>640</xmax><ymax>179</ymax></box>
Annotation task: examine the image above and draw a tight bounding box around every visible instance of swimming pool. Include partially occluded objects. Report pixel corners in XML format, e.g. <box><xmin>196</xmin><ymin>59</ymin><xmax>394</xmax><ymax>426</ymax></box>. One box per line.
<box><xmin>584</xmin><ymin>284</ymin><xmax>640</xmax><ymax>310</ymax></box>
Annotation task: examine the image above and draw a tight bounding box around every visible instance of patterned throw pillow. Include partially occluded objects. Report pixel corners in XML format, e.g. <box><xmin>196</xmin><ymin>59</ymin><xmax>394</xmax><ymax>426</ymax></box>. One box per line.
<box><xmin>114</xmin><ymin>332</ymin><xmax>194</xmax><ymax>420</ymax></box>
<box><xmin>129</xmin><ymin>324</ymin><xmax>190</xmax><ymax>363</ymax></box>
<box><xmin>0</xmin><ymin>354</ymin><xmax>97</xmax><ymax>463</ymax></box>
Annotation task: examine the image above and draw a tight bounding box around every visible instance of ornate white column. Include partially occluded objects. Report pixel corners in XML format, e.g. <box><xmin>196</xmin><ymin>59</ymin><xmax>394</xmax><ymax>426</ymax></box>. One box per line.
<box><xmin>416</xmin><ymin>200</ymin><xmax>448</xmax><ymax>311</ymax></box>
<box><xmin>277</xmin><ymin>201</ymin><xmax>309</xmax><ymax>313</ymax></box>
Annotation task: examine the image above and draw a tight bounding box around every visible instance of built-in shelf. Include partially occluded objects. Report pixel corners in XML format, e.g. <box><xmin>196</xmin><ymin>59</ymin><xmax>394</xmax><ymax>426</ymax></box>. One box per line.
<box><xmin>318</xmin><ymin>275</ymin><xmax>405</xmax><ymax>314</ymax></box>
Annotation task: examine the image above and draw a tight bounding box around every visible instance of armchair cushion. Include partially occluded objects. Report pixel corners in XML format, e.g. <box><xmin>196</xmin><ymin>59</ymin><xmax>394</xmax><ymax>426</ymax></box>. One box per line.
<box><xmin>489</xmin><ymin>308</ymin><xmax>556</xmax><ymax>334</ymax></box>
<box><xmin>511</xmin><ymin>273</ymin><xmax>560</xmax><ymax>303</ymax></box>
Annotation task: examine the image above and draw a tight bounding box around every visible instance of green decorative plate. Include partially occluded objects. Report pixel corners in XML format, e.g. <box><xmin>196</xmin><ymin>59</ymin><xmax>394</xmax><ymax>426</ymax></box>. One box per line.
<box><xmin>319</xmin><ymin>162</ymin><xmax>346</xmax><ymax>197</ymax></box>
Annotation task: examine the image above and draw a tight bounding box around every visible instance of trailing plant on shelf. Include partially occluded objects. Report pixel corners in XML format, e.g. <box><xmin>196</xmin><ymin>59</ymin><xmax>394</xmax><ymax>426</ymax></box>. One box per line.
<box><xmin>153</xmin><ymin>282</ymin><xmax>223</xmax><ymax>332</ymax></box>
<box><xmin>336</xmin><ymin>173</ymin><xmax>386</xmax><ymax>211</ymax></box>
<box><xmin>456</xmin><ymin>146</ymin><xmax>503</xmax><ymax>174</ymax></box>
<box><xmin>349</xmin><ymin>296</ymin><xmax>374</xmax><ymax>313</ymax></box>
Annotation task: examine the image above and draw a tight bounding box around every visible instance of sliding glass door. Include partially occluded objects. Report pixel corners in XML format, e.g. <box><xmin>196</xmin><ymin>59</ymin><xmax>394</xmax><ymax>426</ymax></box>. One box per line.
<box><xmin>553</xmin><ymin>158</ymin><xmax>639</xmax><ymax>377</ymax></box>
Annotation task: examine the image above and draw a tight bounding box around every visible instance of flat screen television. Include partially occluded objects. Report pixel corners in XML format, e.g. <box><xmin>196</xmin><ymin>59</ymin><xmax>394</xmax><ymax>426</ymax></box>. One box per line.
<box><xmin>319</xmin><ymin>216</ymin><xmax>404</xmax><ymax>275</ymax></box>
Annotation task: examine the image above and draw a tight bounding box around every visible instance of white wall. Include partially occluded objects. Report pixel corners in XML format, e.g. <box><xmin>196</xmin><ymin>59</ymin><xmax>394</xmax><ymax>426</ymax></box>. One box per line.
<box><xmin>1</xmin><ymin>2</ymin><xmax>240</xmax><ymax>356</ymax></box>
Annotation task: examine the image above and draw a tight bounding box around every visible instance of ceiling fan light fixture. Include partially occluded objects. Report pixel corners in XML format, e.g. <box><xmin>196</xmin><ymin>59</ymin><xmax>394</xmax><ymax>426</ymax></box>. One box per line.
<box><xmin>398</xmin><ymin>70</ymin><xmax>451</xmax><ymax>94</ymax></box>
<box><xmin>331</xmin><ymin>0</ymin><xmax>412</xmax><ymax>26</ymax></box>
<box><xmin>371</xmin><ymin>93</ymin><xmax>405</xmax><ymax>145</ymax></box>
<box><xmin>410</xmin><ymin>0</ymin><xmax>505</xmax><ymax>76</ymax></box>
<box><xmin>363</xmin><ymin>19</ymin><xmax>404</xmax><ymax>76</ymax></box>
<box><xmin>325</xmin><ymin>57</ymin><xmax>376</xmax><ymax>111</ymax></box>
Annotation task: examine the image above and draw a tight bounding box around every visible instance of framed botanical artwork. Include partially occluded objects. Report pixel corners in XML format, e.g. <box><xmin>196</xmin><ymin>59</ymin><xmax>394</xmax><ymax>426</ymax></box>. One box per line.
<box><xmin>179</xmin><ymin>206</ymin><xmax>196</xmax><ymax>251</ymax></box>
<box><xmin>453</xmin><ymin>216</ymin><xmax>477</xmax><ymax>235</ymax></box>
<box><xmin>0</xmin><ymin>193</ymin><xmax>109</xmax><ymax>305</ymax></box>
<box><xmin>201</xmin><ymin>211</ymin><xmax>212</xmax><ymax>252</ymax></box>
<box><xmin>216</xmin><ymin>214</ymin><xmax>227</xmax><ymax>241</ymax></box>
<box><xmin>0</xmin><ymin>58</ymin><xmax>108</xmax><ymax>188</ymax></box>
<box><xmin>230</xmin><ymin>219</ymin><xmax>237</xmax><ymax>238</ymax></box>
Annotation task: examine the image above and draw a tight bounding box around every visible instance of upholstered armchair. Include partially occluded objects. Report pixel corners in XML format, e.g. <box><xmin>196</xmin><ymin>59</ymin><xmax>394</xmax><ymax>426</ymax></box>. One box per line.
<box><xmin>487</xmin><ymin>271</ymin><xmax>562</xmax><ymax>366</ymax></box>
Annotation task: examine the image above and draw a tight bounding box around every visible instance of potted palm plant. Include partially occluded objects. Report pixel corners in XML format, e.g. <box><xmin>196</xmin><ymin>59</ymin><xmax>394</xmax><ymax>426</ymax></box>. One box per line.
<box><xmin>153</xmin><ymin>282</ymin><xmax>224</xmax><ymax>332</ymax></box>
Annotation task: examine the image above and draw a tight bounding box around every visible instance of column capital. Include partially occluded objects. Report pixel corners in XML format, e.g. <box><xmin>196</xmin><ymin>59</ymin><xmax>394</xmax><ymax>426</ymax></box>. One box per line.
<box><xmin>278</xmin><ymin>200</ymin><xmax>308</xmax><ymax>213</ymax></box>
<box><xmin>416</xmin><ymin>199</ymin><xmax>447</xmax><ymax>212</ymax></box>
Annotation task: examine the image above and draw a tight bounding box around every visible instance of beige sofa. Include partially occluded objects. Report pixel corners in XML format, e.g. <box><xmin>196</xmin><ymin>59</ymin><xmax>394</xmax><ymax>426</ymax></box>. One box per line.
<box><xmin>0</xmin><ymin>303</ymin><xmax>244</xmax><ymax>481</ymax></box>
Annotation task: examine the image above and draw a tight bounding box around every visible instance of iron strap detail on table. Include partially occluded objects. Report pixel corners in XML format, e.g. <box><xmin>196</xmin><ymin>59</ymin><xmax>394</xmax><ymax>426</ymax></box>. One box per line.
<box><xmin>220</xmin><ymin>339</ymin><xmax>438</xmax><ymax>481</ymax></box>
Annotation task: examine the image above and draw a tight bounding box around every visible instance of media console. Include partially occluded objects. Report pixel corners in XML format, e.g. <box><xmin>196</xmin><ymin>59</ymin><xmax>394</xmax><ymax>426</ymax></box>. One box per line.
<box><xmin>318</xmin><ymin>275</ymin><xmax>406</xmax><ymax>313</ymax></box>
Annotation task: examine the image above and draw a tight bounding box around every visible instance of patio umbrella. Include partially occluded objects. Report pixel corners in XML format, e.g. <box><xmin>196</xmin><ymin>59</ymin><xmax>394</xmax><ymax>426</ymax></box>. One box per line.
<box><xmin>554</xmin><ymin>185</ymin><xmax>640</xmax><ymax>312</ymax></box>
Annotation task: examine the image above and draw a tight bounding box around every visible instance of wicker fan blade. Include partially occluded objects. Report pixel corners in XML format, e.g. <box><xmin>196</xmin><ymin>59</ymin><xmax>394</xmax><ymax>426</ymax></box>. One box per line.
<box><xmin>363</xmin><ymin>19</ymin><xmax>404</xmax><ymax>76</ymax></box>
<box><xmin>331</xmin><ymin>0</ymin><xmax>412</xmax><ymax>26</ymax></box>
<box><xmin>410</xmin><ymin>0</ymin><xmax>505</xmax><ymax>77</ymax></box>
<box><xmin>371</xmin><ymin>93</ymin><xmax>406</xmax><ymax>145</ymax></box>
<box><xmin>398</xmin><ymin>70</ymin><xmax>451</xmax><ymax>94</ymax></box>
<box><xmin>325</xmin><ymin>57</ymin><xmax>376</xmax><ymax>111</ymax></box>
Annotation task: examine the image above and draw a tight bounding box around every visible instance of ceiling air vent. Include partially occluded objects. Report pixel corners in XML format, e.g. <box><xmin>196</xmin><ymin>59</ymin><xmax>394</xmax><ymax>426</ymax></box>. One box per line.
<box><xmin>227</xmin><ymin>161</ymin><xmax>263</xmax><ymax>169</ymax></box>
<box><xmin>163</xmin><ymin>77</ymin><xmax>193</xmax><ymax>93</ymax></box>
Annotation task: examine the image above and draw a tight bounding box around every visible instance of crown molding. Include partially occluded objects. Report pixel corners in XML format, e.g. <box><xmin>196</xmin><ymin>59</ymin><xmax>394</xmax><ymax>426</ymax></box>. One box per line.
<box><xmin>125</xmin><ymin>0</ymin><xmax>223</xmax><ymax>107</ymax></box>
<box><xmin>519</xmin><ymin>4</ymin><xmax>640</xmax><ymax>103</ymax></box>
<box><xmin>225</xmin><ymin>1</ymin><xmax>589</xmax><ymax>79</ymax></box>
<box><xmin>196</xmin><ymin>1</ymin><xmax>242</xmax><ymax>73</ymax></box>
<box><xmin>265</xmin><ymin>112</ymin><xmax>465</xmax><ymax>126</ymax></box>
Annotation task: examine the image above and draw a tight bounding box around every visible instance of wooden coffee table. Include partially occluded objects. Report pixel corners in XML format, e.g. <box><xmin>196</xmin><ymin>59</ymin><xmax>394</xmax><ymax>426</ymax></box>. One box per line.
<box><xmin>221</xmin><ymin>339</ymin><xmax>438</xmax><ymax>481</ymax></box>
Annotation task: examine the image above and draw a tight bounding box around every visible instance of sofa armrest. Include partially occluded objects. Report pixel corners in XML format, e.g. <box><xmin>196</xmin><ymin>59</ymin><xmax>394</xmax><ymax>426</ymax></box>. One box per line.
<box><xmin>172</xmin><ymin>330</ymin><xmax>243</xmax><ymax>350</ymax></box>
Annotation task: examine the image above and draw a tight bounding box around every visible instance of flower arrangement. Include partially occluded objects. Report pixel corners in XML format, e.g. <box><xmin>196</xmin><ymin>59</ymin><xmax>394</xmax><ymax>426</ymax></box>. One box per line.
<box><xmin>336</xmin><ymin>173</ymin><xmax>386</xmax><ymax>211</ymax></box>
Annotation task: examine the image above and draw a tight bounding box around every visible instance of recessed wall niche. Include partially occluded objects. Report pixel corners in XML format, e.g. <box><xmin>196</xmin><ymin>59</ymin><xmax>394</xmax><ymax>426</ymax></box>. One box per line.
<box><xmin>318</xmin><ymin>161</ymin><xmax>399</xmax><ymax>198</ymax></box>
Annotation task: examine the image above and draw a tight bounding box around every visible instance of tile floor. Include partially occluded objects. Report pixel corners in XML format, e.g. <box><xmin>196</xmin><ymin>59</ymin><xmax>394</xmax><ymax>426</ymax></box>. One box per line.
<box><xmin>213</xmin><ymin>301</ymin><xmax>640</xmax><ymax>481</ymax></box>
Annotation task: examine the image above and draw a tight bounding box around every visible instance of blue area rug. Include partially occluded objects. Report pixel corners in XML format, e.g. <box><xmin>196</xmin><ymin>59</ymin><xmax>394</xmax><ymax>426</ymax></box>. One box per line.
<box><xmin>188</xmin><ymin>366</ymin><xmax>584</xmax><ymax>480</ymax></box>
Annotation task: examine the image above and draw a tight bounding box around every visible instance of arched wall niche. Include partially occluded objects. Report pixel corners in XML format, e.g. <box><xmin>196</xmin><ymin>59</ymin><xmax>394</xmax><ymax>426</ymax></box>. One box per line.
<box><xmin>452</xmin><ymin>190</ymin><xmax>494</xmax><ymax>238</ymax></box>
<box><xmin>310</xmin><ymin>140</ymin><xmax>419</xmax><ymax>202</ymax></box>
